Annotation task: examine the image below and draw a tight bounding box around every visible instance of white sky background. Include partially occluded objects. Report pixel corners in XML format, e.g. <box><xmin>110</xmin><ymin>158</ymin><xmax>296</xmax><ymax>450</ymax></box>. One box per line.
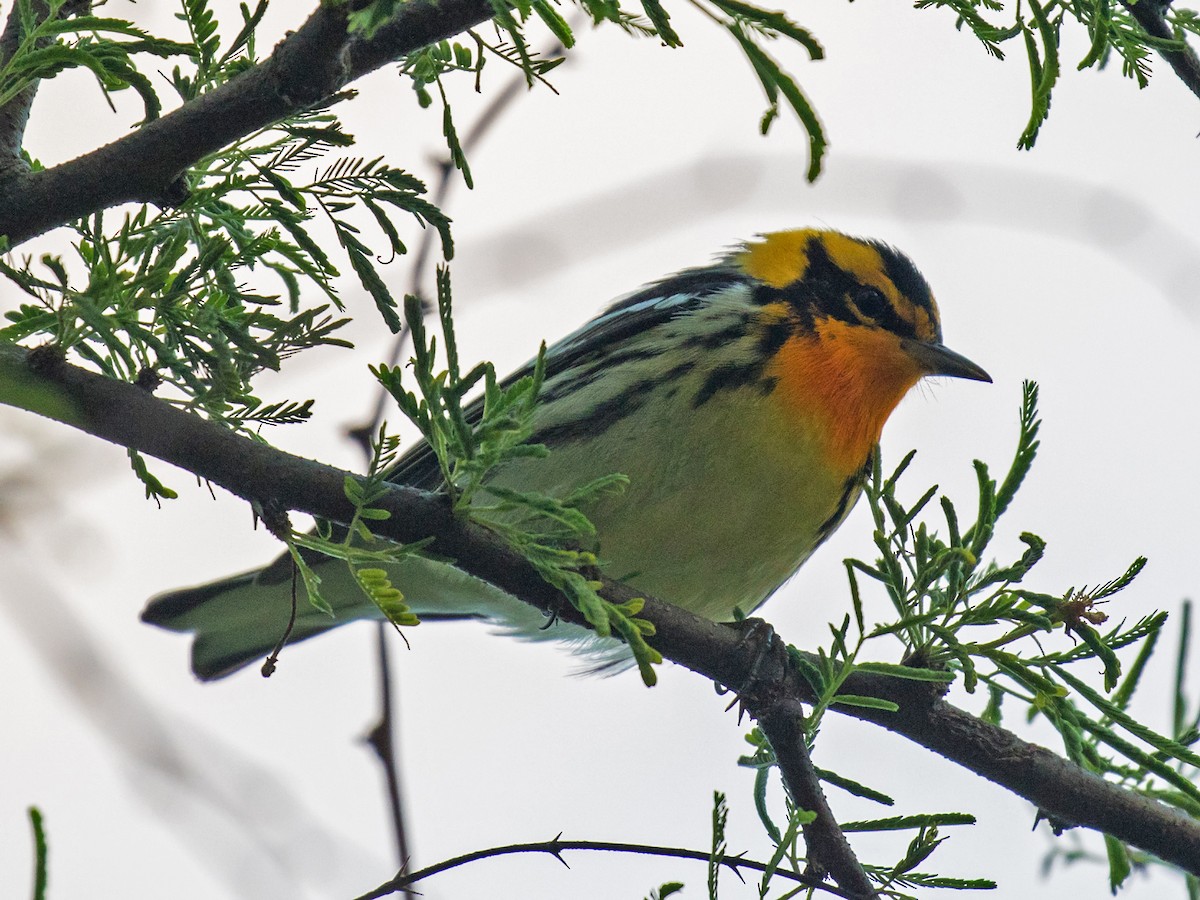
<box><xmin>2</xmin><ymin>0</ymin><xmax>1200</xmax><ymax>898</ymax></box>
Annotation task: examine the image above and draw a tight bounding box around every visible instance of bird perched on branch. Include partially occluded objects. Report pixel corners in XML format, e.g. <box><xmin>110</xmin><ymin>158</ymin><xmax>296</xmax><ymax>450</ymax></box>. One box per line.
<box><xmin>143</xmin><ymin>228</ymin><xmax>991</xmax><ymax>679</ymax></box>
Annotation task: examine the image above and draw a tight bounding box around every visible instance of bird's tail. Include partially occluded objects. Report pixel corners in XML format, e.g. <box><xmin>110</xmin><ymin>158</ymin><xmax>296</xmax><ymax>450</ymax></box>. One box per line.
<box><xmin>142</xmin><ymin>552</ymin><xmax>577</xmax><ymax>680</ymax></box>
<box><xmin>141</xmin><ymin>558</ymin><xmax>381</xmax><ymax>680</ymax></box>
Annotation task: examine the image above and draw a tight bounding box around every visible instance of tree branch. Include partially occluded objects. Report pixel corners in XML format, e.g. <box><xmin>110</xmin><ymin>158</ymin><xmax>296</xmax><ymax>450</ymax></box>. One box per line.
<box><xmin>756</xmin><ymin>685</ymin><xmax>878</xmax><ymax>897</ymax></box>
<box><xmin>354</xmin><ymin>837</ymin><xmax>859</xmax><ymax>900</ymax></box>
<box><xmin>4</xmin><ymin>341</ymin><xmax>1200</xmax><ymax>878</ymax></box>
<box><xmin>1</xmin><ymin>0</ymin><xmax>1199</xmax><ymax>252</ymax></box>
<box><xmin>0</xmin><ymin>0</ymin><xmax>495</xmax><ymax>246</ymax></box>
<box><xmin>1123</xmin><ymin>0</ymin><xmax>1200</xmax><ymax>101</ymax></box>
<box><xmin>363</xmin><ymin>624</ymin><xmax>416</xmax><ymax>893</ymax></box>
<box><xmin>659</xmin><ymin>614</ymin><xmax>1200</xmax><ymax>879</ymax></box>
<box><xmin>0</xmin><ymin>0</ymin><xmax>90</xmax><ymax>183</ymax></box>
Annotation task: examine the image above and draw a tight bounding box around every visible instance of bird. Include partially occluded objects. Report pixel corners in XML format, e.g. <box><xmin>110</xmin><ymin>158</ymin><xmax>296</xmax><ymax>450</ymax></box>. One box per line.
<box><xmin>142</xmin><ymin>228</ymin><xmax>991</xmax><ymax>680</ymax></box>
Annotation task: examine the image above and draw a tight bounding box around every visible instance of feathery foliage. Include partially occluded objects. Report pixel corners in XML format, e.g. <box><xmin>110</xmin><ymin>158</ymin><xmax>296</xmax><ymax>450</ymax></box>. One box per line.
<box><xmin>914</xmin><ymin>0</ymin><xmax>1193</xmax><ymax>147</ymax></box>
<box><xmin>733</xmin><ymin>382</ymin><xmax>1191</xmax><ymax>894</ymax></box>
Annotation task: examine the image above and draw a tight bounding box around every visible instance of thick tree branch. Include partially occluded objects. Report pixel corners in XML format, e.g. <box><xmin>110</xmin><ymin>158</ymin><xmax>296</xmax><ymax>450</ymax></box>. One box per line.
<box><xmin>4</xmin><ymin>341</ymin><xmax>1200</xmax><ymax>878</ymax></box>
<box><xmin>0</xmin><ymin>0</ymin><xmax>495</xmax><ymax>246</ymax></box>
<box><xmin>1123</xmin><ymin>0</ymin><xmax>1200</xmax><ymax>101</ymax></box>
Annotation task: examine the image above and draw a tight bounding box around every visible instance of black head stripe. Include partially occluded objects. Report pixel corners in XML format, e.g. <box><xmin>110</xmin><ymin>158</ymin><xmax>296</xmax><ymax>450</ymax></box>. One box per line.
<box><xmin>792</xmin><ymin>236</ymin><xmax>860</xmax><ymax>324</ymax></box>
<box><xmin>748</xmin><ymin>237</ymin><xmax>854</xmax><ymax>329</ymax></box>
<box><xmin>869</xmin><ymin>240</ymin><xmax>941</xmax><ymax>342</ymax></box>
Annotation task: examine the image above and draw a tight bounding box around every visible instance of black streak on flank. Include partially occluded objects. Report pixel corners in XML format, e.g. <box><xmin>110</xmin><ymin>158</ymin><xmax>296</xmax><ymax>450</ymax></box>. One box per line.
<box><xmin>759</xmin><ymin>318</ymin><xmax>793</xmax><ymax>358</ymax></box>
<box><xmin>539</xmin><ymin>346</ymin><xmax>662</xmax><ymax>404</ymax></box>
<box><xmin>692</xmin><ymin>291</ymin><xmax>800</xmax><ymax>409</ymax></box>
<box><xmin>815</xmin><ymin>456</ymin><xmax>873</xmax><ymax>543</ymax></box>
<box><xmin>537</xmin><ymin>388</ymin><xmax>650</xmax><ymax>447</ymax></box>
<box><xmin>689</xmin><ymin>322</ymin><xmax>791</xmax><ymax>408</ymax></box>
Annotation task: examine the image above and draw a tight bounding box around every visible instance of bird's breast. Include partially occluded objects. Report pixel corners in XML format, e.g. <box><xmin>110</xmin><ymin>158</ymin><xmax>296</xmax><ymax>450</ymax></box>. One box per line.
<box><xmin>498</xmin><ymin>374</ymin><xmax>867</xmax><ymax>622</ymax></box>
<box><xmin>766</xmin><ymin>318</ymin><xmax>925</xmax><ymax>475</ymax></box>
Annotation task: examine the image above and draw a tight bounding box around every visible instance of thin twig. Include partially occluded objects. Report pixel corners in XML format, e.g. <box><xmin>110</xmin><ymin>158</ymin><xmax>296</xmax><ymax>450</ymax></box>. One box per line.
<box><xmin>347</xmin><ymin>26</ymin><xmax>578</xmax><ymax>881</ymax></box>
<box><xmin>363</xmin><ymin>624</ymin><xmax>416</xmax><ymax>899</ymax></box>
<box><xmin>260</xmin><ymin>556</ymin><xmax>299</xmax><ymax>678</ymax></box>
<box><xmin>350</xmin><ymin>837</ymin><xmax>861</xmax><ymax>900</ymax></box>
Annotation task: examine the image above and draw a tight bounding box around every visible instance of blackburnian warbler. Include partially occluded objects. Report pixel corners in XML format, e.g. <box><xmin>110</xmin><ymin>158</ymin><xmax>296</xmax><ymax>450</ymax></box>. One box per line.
<box><xmin>143</xmin><ymin>228</ymin><xmax>991</xmax><ymax>679</ymax></box>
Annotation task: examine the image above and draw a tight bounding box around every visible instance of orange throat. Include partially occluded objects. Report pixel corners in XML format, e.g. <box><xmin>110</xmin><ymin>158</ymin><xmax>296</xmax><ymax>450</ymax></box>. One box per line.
<box><xmin>767</xmin><ymin>318</ymin><xmax>926</xmax><ymax>475</ymax></box>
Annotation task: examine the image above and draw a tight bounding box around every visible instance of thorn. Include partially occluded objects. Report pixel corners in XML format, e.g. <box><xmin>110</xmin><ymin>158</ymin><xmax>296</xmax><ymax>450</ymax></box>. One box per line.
<box><xmin>345</xmin><ymin>422</ymin><xmax>374</xmax><ymax>458</ymax></box>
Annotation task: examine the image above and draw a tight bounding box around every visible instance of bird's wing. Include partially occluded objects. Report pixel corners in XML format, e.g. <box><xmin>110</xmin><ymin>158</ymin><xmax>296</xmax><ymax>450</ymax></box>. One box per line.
<box><xmin>384</xmin><ymin>263</ymin><xmax>749</xmax><ymax>488</ymax></box>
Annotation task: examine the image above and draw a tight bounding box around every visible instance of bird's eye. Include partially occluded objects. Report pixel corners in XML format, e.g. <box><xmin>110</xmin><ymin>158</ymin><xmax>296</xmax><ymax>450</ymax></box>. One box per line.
<box><xmin>851</xmin><ymin>286</ymin><xmax>888</xmax><ymax>320</ymax></box>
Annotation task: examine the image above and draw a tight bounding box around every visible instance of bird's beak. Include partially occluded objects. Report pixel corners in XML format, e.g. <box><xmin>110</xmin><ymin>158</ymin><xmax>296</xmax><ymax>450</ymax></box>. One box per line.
<box><xmin>901</xmin><ymin>338</ymin><xmax>992</xmax><ymax>383</ymax></box>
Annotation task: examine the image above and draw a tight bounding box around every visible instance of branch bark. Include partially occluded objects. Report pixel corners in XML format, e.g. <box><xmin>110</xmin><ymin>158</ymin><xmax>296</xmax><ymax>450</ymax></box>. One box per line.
<box><xmin>0</xmin><ymin>0</ymin><xmax>91</xmax><ymax>183</ymax></box>
<box><xmin>757</xmin><ymin>687</ymin><xmax>878</xmax><ymax>897</ymax></box>
<box><xmin>0</xmin><ymin>0</ymin><xmax>494</xmax><ymax>247</ymax></box>
<box><xmin>0</xmin><ymin>4</ymin><xmax>33</xmax><ymax>181</ymax></box>
<box><xmin>1122</xmin><ymin>0</ymin><xmax>1200</xmax><ymax>101</ymax></box>
<box><xmin>4</xmin><ymin>341</ymin><xmax>1200</xmax><ymax>879</ymax></box>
